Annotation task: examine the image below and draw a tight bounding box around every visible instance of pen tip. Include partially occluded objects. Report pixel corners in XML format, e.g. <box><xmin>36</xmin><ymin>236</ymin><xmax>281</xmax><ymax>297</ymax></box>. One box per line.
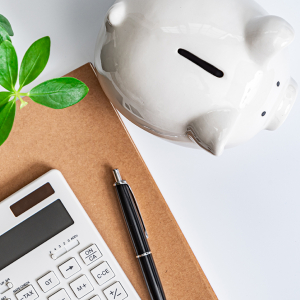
<box><xmin>113</xmin><ymin>169</ymin><xmax>122</xmax><ymax>183</ymax></box>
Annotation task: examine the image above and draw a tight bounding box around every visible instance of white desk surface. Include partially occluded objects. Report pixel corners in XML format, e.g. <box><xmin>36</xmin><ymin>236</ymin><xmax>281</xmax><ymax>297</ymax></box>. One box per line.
<box><xmin>2</xmin><ymin>1</ymin><xmax>300</xmax><ymax>299</ymax></box>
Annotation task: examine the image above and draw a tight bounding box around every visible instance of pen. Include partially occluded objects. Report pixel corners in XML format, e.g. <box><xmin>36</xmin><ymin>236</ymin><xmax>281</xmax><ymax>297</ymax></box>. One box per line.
<box><xmin>112</xmin><ymin>169</ymin><xmax>167</xmax><ymax>300</ymax></box>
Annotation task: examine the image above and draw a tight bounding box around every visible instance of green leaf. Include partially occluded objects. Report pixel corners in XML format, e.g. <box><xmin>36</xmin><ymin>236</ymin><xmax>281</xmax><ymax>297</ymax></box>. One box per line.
<box><xmin>0</xmin><ymin>41</ymin><xmax>18</xmax><ymax>92</ymax></box>
<box><xmin>0</xmin><ymin>91</ymin><xmax>12</xmax><ymax>107</ymax></box>
<box><xmin>0</xmin><ymin>14</ymin><xmax>14</xmax><ymax>36</ymax></box>
<box><xmin>29</xmin><ymin>77</ymin><xmax>89</xmax><ymax>109</ymax></box>
<box><xmin>0</xmin><ymin>25</ymin><xmax>11</xmax><ymax>45</ymax></box>
<box><xmin>0</xmin><ymin>99</ymin><xmax>16</xmax><ymax>146</ymax></box>
<box><xmin>19</xmin><ymin>36</ymin><xmax>50</xmax><ymax>89</ymax></box>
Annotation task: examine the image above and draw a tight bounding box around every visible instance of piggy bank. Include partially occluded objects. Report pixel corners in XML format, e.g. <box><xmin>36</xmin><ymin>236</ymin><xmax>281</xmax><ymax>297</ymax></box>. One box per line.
<box><xmin>94</xmin><ymin>0</ymin><xmax>298</xmax><ymax>156</ymax></box>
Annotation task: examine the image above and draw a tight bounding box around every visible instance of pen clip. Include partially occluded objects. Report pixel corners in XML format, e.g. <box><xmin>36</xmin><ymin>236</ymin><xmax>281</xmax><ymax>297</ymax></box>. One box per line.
<box><xmin>127</xmin><ymin>184</ymin><xmax>149</xmax><ymax>239</ymax></box>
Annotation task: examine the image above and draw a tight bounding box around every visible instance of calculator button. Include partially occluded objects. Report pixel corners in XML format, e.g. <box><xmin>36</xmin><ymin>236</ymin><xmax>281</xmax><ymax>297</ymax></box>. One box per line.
<box><xmin>91</xmin><ymin>262</ymin><xmax>115</xmax><ymax>286</ymax></box>
<box><xmin>59</xmin><ymin>258</ymin><xmax>81</xmax><ymax>279</ymax></box>
<box><xmin>16</xmin><ymin>285</ymin><xmax>39</xmax><ymax>300</ymax></box>
<box><xmin>89</xmin><ymin>296</ymin><xmax>101</xmax><ymax>300</ymax></box>
<box><xmin>80</xmin><ymin>244</ymin><xmax>102</xmax><ymax>265</ymax></box>
<box><xmin>48</xmin><ymin>289</ymin><xmax>70</xmax><ymax>300</ymax></box>
<box><xmin>37</xmin><ymin>271</ymin><xmax>60</xmax><ymax>293</ymax></box>
<box><xmin>65</xmin><ymin>240</ymin><xmax>79</xmax><ymax>251</ymax></box>
<box><xmin>69</xmin><ymin>275</ymin><xmax>94</xmax><ymax>299</ymax></box>
<box><xmin>103</xmin><ymin>282</ymin><xmax>127</xmax><ymax>300</ymax></box>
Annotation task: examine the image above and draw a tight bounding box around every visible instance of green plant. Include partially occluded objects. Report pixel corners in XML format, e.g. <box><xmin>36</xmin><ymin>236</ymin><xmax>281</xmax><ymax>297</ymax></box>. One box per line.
<box><xmin>0</xmin><ymin>14</ymin><xmax>89</xmax><ymax>146</ymax></box>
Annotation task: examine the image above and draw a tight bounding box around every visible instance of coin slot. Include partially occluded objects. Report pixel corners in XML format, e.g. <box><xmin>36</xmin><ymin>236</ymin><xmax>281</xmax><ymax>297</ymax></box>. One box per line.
<box><xmin>178</xmin><ymin>48</ymin><xmax>224</xmax><ymax>78</ymax></box>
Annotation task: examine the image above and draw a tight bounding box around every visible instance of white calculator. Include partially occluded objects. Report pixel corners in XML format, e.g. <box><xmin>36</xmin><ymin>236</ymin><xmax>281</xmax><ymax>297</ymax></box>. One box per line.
<box><xmin>0</xmin><ymin>170</ymin><xmax>141</xmax><ymax>300</ymax></box>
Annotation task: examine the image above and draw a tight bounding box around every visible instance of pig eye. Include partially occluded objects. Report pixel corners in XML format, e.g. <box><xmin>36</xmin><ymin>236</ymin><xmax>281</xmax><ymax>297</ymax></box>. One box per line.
<box><xmin>178</xmin><ymin>48</ymin><xmax>224</xmax><ymax>78</ymax></box>
<box><xmin>277</xmin><ymin>81</ymin><xmax>280</xmax><ymax>87</ymax></box>
<box><xmin>262</xmin><ymin>111</ymin><xmax>266</xmax><ymax>116</ymax></box>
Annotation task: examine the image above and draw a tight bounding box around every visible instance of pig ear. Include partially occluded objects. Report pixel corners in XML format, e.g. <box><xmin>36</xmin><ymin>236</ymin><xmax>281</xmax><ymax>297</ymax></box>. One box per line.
<box><xmin>246</xmin><ymin>16</ymin><xmax>295</xmax><ymax>62</ymax></box>
<box><xmin>266</xmin><ymin>78</ymin><xmax>298</xmax><ymax>131</ymax></box>
<box><xmin>107</xmin><ymin>2</ymin><xmax>126</xmax><ymax>26</ymax></box>
<box><xmin>186</xmin><ymin>108</ymin><xmax>240</xmax><ymax>156</ymax></box>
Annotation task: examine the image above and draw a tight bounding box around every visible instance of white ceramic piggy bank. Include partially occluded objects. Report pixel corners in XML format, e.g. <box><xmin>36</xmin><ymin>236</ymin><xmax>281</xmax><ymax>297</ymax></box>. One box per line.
<box><xmin>95</xmin><ymin>0</ymin><xmax>298</xmax><ymax>156</ymax></box>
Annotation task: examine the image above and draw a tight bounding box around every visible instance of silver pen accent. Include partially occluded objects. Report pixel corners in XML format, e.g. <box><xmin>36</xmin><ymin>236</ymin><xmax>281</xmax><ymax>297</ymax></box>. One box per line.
<box><xmin>136</xmin><ymin>251</ymin><xmax>152</xmax><ymax>258</ymax></box>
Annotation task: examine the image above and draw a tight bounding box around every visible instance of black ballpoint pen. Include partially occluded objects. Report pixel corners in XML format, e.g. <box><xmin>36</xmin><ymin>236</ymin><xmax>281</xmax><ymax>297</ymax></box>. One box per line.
<box><xmin>113</xmin><ymin>169</ymin><xmax>167</xmax><ymax>300</ymax></box>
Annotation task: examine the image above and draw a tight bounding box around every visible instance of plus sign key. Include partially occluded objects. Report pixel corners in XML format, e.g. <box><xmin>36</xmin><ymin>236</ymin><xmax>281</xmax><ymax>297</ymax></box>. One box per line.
<box><xmin>16</xmin><ymin>285</ymin><xmax>39</xmax><ymax>300</ymax></box>
<box><xmin>103</xmin><ymin>282</ymin><xmax>127</xmax><ymax>300</ymax></box>
<box><xmin>70</xmin><ymin>275</ymin><xmax>94</xmax><ymax>299</ymax></box>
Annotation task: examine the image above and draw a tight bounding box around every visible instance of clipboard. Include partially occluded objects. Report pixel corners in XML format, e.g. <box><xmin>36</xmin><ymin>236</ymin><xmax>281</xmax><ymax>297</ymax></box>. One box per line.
<box><xmin>0</xmin><ymin>63</ymin><xmax>218</xmax><ymax>300</ymax></box>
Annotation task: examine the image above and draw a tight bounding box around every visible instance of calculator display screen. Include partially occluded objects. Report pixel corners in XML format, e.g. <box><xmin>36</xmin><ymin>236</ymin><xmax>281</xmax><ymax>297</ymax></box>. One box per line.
<box><xmin>0</xmin><ymin>200</ymin><xmax>74</xmax><ymax>271</ymax></box>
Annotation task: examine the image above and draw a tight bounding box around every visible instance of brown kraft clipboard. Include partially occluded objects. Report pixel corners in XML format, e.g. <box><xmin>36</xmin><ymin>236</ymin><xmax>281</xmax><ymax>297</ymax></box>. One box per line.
<box><xmin>0</xmin><ymin>63</ymin><xmax>218</xmax><ymax>300</ymax></box>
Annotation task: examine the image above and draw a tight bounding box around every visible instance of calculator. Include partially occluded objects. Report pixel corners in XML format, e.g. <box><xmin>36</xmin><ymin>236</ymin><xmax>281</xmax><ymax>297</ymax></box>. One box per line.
<box><xmin>0</xmin><ymin>170</ymin><xmax>141</xmax><ymax>300</ymax></box>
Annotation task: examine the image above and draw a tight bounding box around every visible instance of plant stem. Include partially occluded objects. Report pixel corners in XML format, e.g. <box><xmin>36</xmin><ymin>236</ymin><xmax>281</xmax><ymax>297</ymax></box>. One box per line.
<box><xmin>16</xmin><ymin>92</ymin><xmax>28</xmax><ymax>109</ymax></box>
